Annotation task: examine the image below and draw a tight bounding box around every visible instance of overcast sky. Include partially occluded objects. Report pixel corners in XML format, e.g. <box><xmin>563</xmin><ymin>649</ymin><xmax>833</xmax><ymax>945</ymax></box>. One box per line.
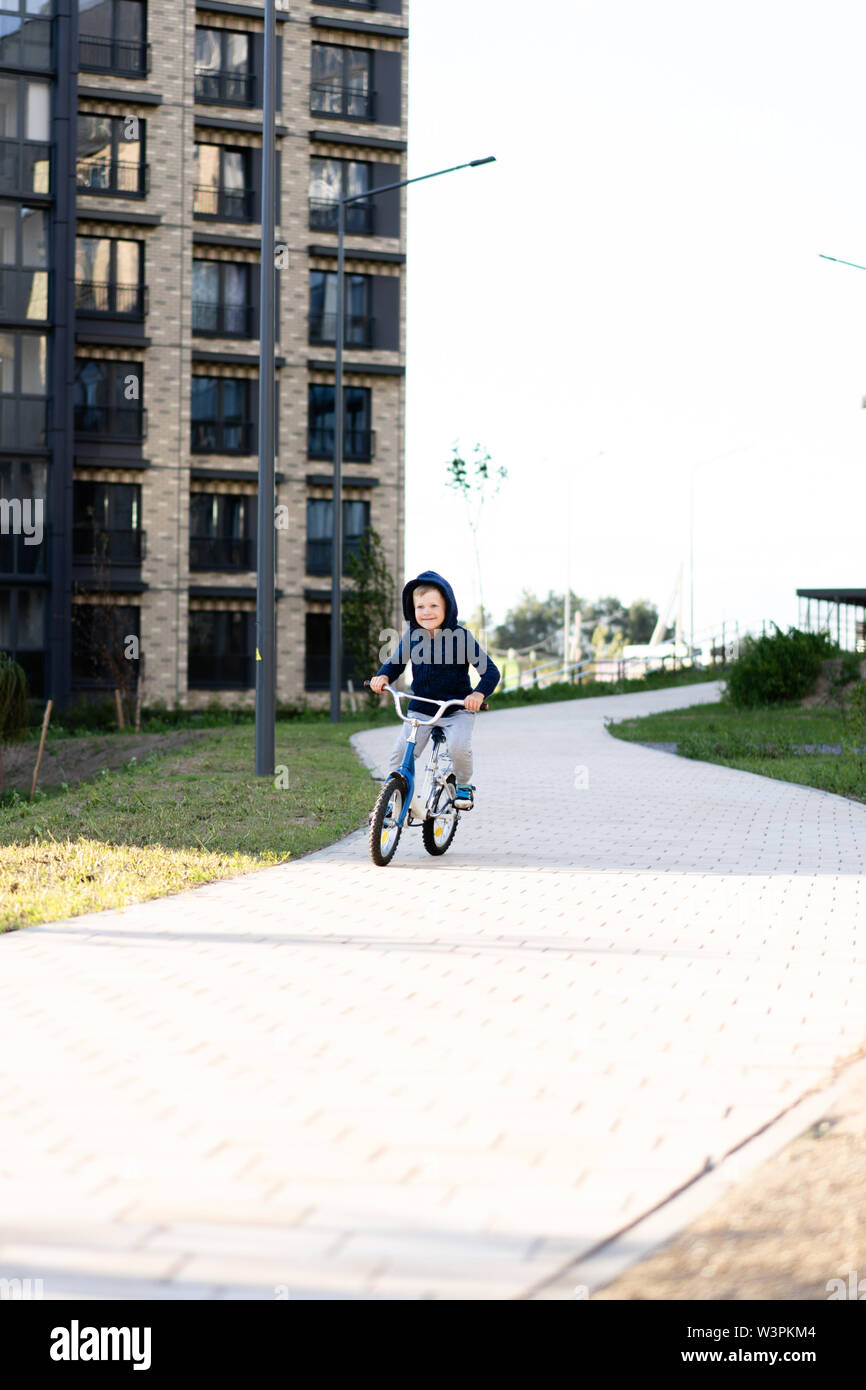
<box><xmin>402</xmin><ymin>0</ymin><xmax>866</xmax><ymax>643</ymax></box>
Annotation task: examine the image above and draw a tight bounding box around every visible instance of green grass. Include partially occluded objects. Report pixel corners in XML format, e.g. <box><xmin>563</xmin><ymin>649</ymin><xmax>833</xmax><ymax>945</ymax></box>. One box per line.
<box><xmin>0</xmin><ymin>715</ymin><xmax>388</xmax><ymax>932</ymax></box>
<box><xmin>607</xmin><ymin>701</ymin><xmax>866</xmax><ymax>805</ymax></box>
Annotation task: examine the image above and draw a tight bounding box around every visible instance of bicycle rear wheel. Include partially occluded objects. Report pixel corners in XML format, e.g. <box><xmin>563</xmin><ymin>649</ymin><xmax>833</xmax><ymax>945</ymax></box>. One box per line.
<box><xmin>369</xmin><ymin>775</ymin><xmax>405</xmax><ymax>866</ymax></box>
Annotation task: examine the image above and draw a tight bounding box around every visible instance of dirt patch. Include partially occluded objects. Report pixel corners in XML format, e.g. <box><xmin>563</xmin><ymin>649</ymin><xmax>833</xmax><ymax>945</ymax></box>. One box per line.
<box><xmin>1</xmin><ymin>729</ymin><xmax>211</xmax><ymax>794</ymax></box>
<box><xmin>800</xmin><ymin>658</ymin><xmax>866</xmax><ymax>709</ymax></box>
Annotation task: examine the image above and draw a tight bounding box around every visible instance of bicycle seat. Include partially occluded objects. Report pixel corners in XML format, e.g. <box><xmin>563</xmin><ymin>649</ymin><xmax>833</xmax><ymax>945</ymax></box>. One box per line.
<box><xmin>430</xmin><ymin>727</ymin><xmax>446</xmax><ymax>744</ymax></box>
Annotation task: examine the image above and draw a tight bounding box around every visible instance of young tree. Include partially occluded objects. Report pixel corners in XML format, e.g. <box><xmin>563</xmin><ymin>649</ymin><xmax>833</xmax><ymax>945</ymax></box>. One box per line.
<box><xmin>445</xmin><ymin>442</ymin><xmax>507</xmax><ymax>642</ymax></box>
<box><xmin>343</xmin><ymin>526</ymin><xmax>397</xmax><ymax>707</ymax></box>
<box><xmin>0</xmin><ymin>651</ymin><xmax>27</xmax><ymax>791</ymax></box>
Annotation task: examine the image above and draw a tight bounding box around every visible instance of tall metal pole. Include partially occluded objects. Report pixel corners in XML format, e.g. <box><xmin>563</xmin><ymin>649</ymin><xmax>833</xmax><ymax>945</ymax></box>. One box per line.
<box><xmin>255</xmin><ymin>0</ymin><xmax>276</xmax><ymax>773</ymax></box>
<box><xmin>330</xmin><ymin>197</ymin><xmax>346</xmax><ymax>721</ymax></box>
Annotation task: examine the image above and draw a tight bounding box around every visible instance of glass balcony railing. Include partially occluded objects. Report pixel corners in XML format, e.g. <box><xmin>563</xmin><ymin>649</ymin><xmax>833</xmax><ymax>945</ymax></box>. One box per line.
<box><xmin>193</xmin><ymin>184</ymin><xmax>254</xmax><ymax>221</ymax></box>
<box><xmin>194</xmin><ymin>68</ymin><xmax>256</xmax><ymax>107</ymax></box>
<box><xmin>311</xmin><ymin>82</ymin><xmax>376</xmax><ymax>121</ymax></box>
<box><xmin>74</xmin><ymin>404</ymin><xmax>147</xmax><ymax>441</ymax></box>
<box><xmin>72</xmin><ymin>526</ymin><xmax>146</xmax><ymax>565</ymax></box>
<box><xmin>192</xmin><ymin>300</ymin><xmax>254</xmax><ymax>337</ymax></box>
<box><xmin>190</xmin><ymin>419</ymin><xmax>254</xmax><ymax>454</ymax></box>
<box><xmin>308</xmin><ymin>198</ymin><xmax>374</xmax><ymax>234</ymax></box>
<box><xmin>75</xmin><ymin>281</ymin><xmax>148</xmax><ymax>319</ymax></box>
<box><xmin>306</xmin><ymin>535</ymin><xmax>364</xmax><ymax>575</ymax></box>
<box><xmin>307</xmin><ymin>426</ymin><xmax>373</xmax><ymax>462</ymax></box>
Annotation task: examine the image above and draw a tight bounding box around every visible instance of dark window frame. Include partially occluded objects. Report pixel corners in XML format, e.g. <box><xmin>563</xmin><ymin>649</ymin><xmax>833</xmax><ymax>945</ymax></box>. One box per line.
<box><xmin>74</xmin><ymin>234</ymin><xmax>146</xmax><ymax>319</ymax></box>
<box><xmin>306</xmin><ymin>496</ymin><xmax>370</xmax><ymax>575</ymax></box>
<box><xmin>194</xmin><ymin>26</ymin><xmax>256</xmax><ymax>108</ymax></box>
<box><xmin>304</xmin><ymin>609</ymin><xmax>355</xmax><ymax>690</ymax></box>
<box><xmin>0</xmin><ymin>585</ymin><xmax>47</xmax><ymax>696</ymax></box>
<box><xmin>0</xmin><ymin>329</ymin><xmax>50</xmax><ymax>448</ymax></box>
<box><xmin>310</xmin><ymin>42</ymin><xmax>376</xmax><ymax>122</ymax></box>
<box><xmin>188</xmin><ymin>607</ymin><xmax>254</xmax><ymax>689</ymax></box>
<box><xmin>78</xmin><ymin>0</ymin><xmax>151</xmax><ymax>77</ymax></box>
<box><xmin>189</xmin><ymin>490</ymin><xmax>255</xmax><ymax>570</ymax></box>
<box><xmin>309</xmin><ymin>268</ymin><xmax>372</xmax><ymax>347</ymax></box>
<box><xmin>0</xmin><ymin>456</ymin><xmax>48</xmax><ymax>578</ymax></box>
<box><xmin>76</xmin><ymin>111</ymin><xmax>148</xmax><ymax>198</ymax></box>
<box><xmin>193</xmin><ymin>142</ymin><xmax>254</xmax><ymax>222</ymax></box>
<box><xmin>190</xmin><ymin>374</ymin><xmax>255</xmax><ymax>455</ymax></box>
<box><xmin>73</xmin><ymin>356</ymin><xmax>146</xmax><ymax>441</ymax></box>
<box><xmin>70</xmin><ymin>601</ymin><xmax>140</xmax><ymax>688</ymax></box>
<box><xmin>308</xmin><ymin>156</ymin><xmax>373</xmax><ymax>233</ymax></box>
<box><xmin>307</xmin><ymin>382</ymin><xmax>372</xmax><ymax>462</ymax></box>
<box><xmin>72</xmin><ymin>478</ymin><xmax>145</xmax><ymax>567</ymax></box>
<box><xmin>0</xmin><ymin>76</ymin><xmax>52</xmax><ymax>197</ymax></box>
<box><xmin>0</xmin><ymin>204</ymin><xmax>50</xmax><ymax>323</ymax></box>
<box><xmin>191</xmin><ymin>258</ymin><xmax>254</xmax><ymax>338</ymax></box>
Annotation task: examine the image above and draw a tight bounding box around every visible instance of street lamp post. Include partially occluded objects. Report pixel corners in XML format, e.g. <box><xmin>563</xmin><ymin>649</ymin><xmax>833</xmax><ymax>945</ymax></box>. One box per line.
<box><xmin>329</xmin><ymin>155</ymin><xmax>496</xmax><ymax>723</ymax></box>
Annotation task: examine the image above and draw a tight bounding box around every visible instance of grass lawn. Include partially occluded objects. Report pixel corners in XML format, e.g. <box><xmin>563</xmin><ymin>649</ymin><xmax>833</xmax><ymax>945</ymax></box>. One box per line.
<box><xmin>606</xmin><ymin>700</ymin><xmax>866</xmax><ymax>805</ymax></box>
<box><xmin>0</xmin><ymin>712</ymin><xmax>393</xmax><ymax>933</ymax></box>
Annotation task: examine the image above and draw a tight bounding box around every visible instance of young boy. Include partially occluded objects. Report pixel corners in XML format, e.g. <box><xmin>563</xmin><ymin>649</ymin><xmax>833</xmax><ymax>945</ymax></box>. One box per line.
<box><xmin>369</xmin><ymin>569</ymin><xmax>500</xmax><ymax>807</ymax></box>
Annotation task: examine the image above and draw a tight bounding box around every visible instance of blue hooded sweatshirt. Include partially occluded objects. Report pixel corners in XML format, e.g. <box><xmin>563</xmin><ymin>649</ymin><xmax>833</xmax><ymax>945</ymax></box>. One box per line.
<box><xmin>375</xmin><ymin>569</ymin><xmax>501</xmax><ymax>715</ymax></box>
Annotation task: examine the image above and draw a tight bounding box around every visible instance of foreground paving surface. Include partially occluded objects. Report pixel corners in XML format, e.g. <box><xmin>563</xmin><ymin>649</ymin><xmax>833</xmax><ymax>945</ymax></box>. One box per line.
<box><xmin>1</xmin><ymin>680</ymin><xmax>864</xmax><ymax>1300</ymax></box>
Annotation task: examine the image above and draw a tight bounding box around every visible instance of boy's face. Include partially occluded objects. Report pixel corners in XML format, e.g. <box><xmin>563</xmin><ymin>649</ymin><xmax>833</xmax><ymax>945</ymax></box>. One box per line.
<box><xmin>414</xmin><ymin>588</ymin><xmax>446</xmax><ymax>632</ymax></box>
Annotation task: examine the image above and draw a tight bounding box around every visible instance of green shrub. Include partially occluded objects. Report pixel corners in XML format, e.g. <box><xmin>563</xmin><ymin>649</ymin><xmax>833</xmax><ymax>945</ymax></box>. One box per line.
<box><xmin>723</xmin><ymin>625</ymin><xmax>838</xmax><ymax>709</ymax></box>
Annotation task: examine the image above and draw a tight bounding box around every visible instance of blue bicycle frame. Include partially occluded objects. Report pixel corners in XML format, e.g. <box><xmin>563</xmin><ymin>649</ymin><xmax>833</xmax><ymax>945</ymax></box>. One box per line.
<box><xmin>382</xmin><ymin>686</ymin><xmax>469</xmax><ymax>829</ymax></box>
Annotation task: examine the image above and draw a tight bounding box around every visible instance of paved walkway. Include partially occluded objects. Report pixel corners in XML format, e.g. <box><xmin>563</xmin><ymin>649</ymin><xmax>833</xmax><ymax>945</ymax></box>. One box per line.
<box><xmin>1</xmin><ymin>680</ymin><xmax>865</xmax><ymax>1300</ymax></box>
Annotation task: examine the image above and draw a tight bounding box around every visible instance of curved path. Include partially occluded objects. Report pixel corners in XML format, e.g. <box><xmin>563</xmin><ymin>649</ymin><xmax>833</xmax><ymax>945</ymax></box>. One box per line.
<box><xmin>1</xmin><ymin>680</ymin><xmax>864</xmax><ymax>1300</ymax></box>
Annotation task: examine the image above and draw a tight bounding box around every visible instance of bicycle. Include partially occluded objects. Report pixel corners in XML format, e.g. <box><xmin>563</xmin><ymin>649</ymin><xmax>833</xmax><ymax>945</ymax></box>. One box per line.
<box><xmin>363</xmin><ymin>681</ymin><xmax>488</xmax><ymax>867</ymax></box>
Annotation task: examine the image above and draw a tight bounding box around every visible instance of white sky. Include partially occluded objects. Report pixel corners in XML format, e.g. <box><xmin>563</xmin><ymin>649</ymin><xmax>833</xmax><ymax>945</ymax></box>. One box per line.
<box><xmin>403</xmin><ymin>0</ymin><xmax>866</xmax><ymax>643</ymax></box>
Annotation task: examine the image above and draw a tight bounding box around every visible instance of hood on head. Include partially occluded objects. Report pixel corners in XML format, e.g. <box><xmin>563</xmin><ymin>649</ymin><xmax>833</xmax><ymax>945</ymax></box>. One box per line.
<box><xmin>401</xmin><ymin>570</ymin><xmax>458</xmax><ymax>629</ymax></box>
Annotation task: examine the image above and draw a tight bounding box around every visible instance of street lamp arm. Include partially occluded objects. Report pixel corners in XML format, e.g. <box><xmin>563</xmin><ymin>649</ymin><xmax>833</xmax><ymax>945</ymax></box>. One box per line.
<box><xmin>819</xmin><ymin>253</ymin><xmax>866</xmax><ymax>272</ymax></box>
<box><xmin>341</xmin><ymin>156</ymin><xmax>496</xmax><ymax>204</ymax></box>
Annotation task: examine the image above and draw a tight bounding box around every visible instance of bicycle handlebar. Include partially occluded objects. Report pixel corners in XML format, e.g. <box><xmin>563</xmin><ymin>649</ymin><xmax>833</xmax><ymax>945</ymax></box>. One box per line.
<box><xmin>363</xmin><ymin>680</ymin><xmax>489</xmax><ymax>722</ymax></box>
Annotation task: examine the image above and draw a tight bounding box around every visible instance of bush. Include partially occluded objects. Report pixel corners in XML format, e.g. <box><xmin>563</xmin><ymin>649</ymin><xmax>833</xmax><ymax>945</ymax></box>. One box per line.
<box><xmin>723</xmin><ymin>625</ymin><xmax>838</xmax><ymax>709</ymax></box>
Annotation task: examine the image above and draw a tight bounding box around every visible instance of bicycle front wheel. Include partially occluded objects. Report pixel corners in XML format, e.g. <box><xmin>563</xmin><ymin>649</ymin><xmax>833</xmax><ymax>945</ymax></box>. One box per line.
<box><xmin>369</xmin><ymin>775</ymin><xmax>405</xmax><ymax>866</ymax></box>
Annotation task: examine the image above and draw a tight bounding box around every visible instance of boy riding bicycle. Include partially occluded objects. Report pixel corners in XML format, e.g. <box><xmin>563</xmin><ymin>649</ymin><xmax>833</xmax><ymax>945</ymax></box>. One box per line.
<box><xmin>369</xmin><ymin>569</ymin><xmax>500</xmax><ymax>807</ymax></box>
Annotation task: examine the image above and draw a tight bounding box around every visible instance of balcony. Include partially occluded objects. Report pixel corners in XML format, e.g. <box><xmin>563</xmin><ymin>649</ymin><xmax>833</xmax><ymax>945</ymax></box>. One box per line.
<box><xmin>75</xmin><ymin>281</ymin><xmax>148</xmax><ymax>320</ymax></box>
<box><xmin>193</xmin><ymin>185</ymin><xmax>254</xmax><ymax>221</ymax></box>
<box><xmin>0</xmin><ymin>139</ymin><xmax>51</xmax><ymax>197</ymax></box>
<box><xmin>78</xmin><ymin>35</ymin><xmax>152</xmax><ymax>77</ymax></box>
<box><xmin>309</xmin><ymin>199</ymin><xmax>374</xmax><ymax>234</ymax></box>
<box><xmin>310</xmin><ymin>83</ymin><xmax>377</xmax><ymax>122</ymax></box>
<box><xmin>74</xmin><ymin>404</ymin><xmax>147</xmax><ymax>441</ymax></box>
<box><xmin>189</xmin><ymin>535</ymin><xmax>254</xmax><ymax>570</ymax></box>
<box><xmin>77</xmin><ymin>158</ymin><xmax>149</xmax><ymax>197</ymax></box>
<box><xmin>307</xmin><ymin>426</ymin><xmax>374</xmax><ymax>462</ymax></box>
<box><xmin>0</xmin><ymin>395</ymin><xmax>48</xmax><ymax>449</ymax></box>
<box><xmin>194</xmin><ymin>68</ymin><xmax>256</xmax><ymax>107</ymax></box>
<box><xmin>0</xmin><ymin>268</ymin><xmax>50</xmax><ymax>322</ymax></box>
<box><xmin>190</xmin><ymin>419</ymin><xmax>254</xmax><ymax>454</ymax></box>
<box><xmin>309</xmin><ymin>311</ymin><xmax>374</xmax><ymax>348</ymax></box>
<box><xmin>72</xmin><ymin>526</ymin><xmax>146</xmax><ymax>565</ymax></box>
<box><xmin>192</xmin><ymin>300</ymin><xmax>254</xmax><ymax>338</ymax></box>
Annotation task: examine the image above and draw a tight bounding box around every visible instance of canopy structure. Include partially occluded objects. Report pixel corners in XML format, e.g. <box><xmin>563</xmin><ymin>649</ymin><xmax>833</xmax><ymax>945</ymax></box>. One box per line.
<box><xmin>796</xmin><ymin>589</ymin><xmax>866</xmax><ymax>653</ymax></box>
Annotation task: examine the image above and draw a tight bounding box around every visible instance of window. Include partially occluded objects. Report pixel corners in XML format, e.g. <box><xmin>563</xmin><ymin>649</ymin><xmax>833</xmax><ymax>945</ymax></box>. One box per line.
<box><xmin>309</xmin><ymin>157</ymin><xmax>372</xmax><ymax>233</ymax></box>
<box><xmin>306</xmin><ymin>497</ymin><xmax>370</xmax><ymax>575</ymax></box>
<box><xmin>311</xmin><ymin>43</ymin><xmax>374</xmax><ymax>121</ymax></box>
<box><xmin>0</xmin><ymin>586</ymin><xmax>46</xmax><ymax>695</ymax></box>
<box><xmin>308</xmin><ymin>383</ymin><xmax>371</xmax><ymax>461</ymax></box>
<box><xmin>75</xmin><ymin>236</ymin><xmax>145</xmax><ymax>317</ymax></box>
<box><xmin>194</xmin><ymin>27</ymin><xmax>254</xmax><ymax>106</ymax></box>
<box><xmin>189</xmin><ymin>492</ymin><xmax>254</xmax><ymax>570</ymax></box>
<box><xmin>77</xmin><ymin>112</ymin><xmax>147</xmax><ymax>196</ymax></box>
<box><xmin>0</xmin><ymin>77</ymin><xmax>51</xmax><ymax>195</ymax></box>
<box><xmin>188</xmin><ymin>609</ymin><xmax>253</xmax><ymax>688</ymax></box>
<box><xmin>192</xmin><ymin>260</ymin><xmax>252</xmax><ymax>337</ymax></box>
<box><xmin>309</xmin><ymin>270</ymin><xmax>371</xmax><ymax>346</ymax></box>
<box><xmin>0</xmin><ymin>205</ymin><xmax>49</xmax><ymax>321</ymax></box>
<box><xmin>0</xmin><ymin>0</ymin><xmax>53</xmax><ymax>69</ymax></box>
<box><xmin>304</xmin><ymin>611</ymin><xmax>354</xmax><ymax>690</ymax></box>
<box><xmin>0</xmin><ymin>458</ymin><xmax>47</xmax><ymax>577</ymax></box>
<box><xmin>0</xmin><ymin>330</ymin><xmax>48</xmax><ymax>447</ymax></box>
<box><xmin>193</xmin><ymin>143</ymin><xmax>253</xmax><ymax>221</ymax></box>
<box><xmin>74</xmin><ymin>358</ymin><xmax>145</xmax><ymax>440</ymax></box>
<box><xmin>190</xmin><ymin>375</ymin><xmax>253</xmax><ymax>454</ymax></box>
<box><xmin>70</xmin><ymin>601</ymin><xmax>139</xmax><ymax>685</ymax></box>
<box><xmin>73</xmin><ymin>480</ymin><xmax>143</xmax><ymax>565</ymax></box>
<box><xmin>78</xmin><ymin>0</ymin><xmax>149</xmax><ymax>76</ymax></box>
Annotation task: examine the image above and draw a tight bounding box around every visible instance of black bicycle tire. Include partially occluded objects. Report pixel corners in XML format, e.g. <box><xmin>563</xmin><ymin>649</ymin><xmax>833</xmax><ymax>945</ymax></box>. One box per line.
<box><xmin>421</xmin><ymin>802</ymin><xmax>459</xmax><ymax>856</ymax></box>
<box><xmin>369</xmin><ymin>775</ymin><xmax>404</xmax><ymax>866</ymax></box>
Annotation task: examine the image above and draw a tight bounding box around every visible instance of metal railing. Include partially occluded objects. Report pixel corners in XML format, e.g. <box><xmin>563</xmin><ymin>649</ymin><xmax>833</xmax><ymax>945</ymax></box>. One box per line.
<box><xmin>75</xmin><ymin>281</ymin><xmax>148</xmax><ymax>318</ymax></box>
<box><xmin>72</xmin><ymin>526</ymin><xmax>146</xmax><ymax>564</ymax></box>
<box><xmin>309</xmin><ymin>198</ymin><xmax>374</xmax><ymax>234</ymax></box>
<box><xmin>0</xmin><ymin>139</ymin><xmax>51</xmax><ymax>196</ymax></box>
<box><xmin>76</xmin><ymin>157</ymin><xmax>149</xmax><ymax>196</ymax></box>
<box><xmin>306</xmin><ymin>535</ymin><xmax>364</xmax><ymax>575</ymax></box>
<box><xmin>194</xmin><ymin>68</ymin><xmax>256</xmax><ymax>106</ymax></box>
<box><xmin>190</xmin><ymin>419</ymin><xmax>254</xmax><ymax>454</ymax></box>
<box><xmin>0</xmin><ymin>267</ymin><xmax>50</xmax><ymax>321</ymax></box>
<box><xmin>189</xmin><ymin>535</ymin><xmax>254</xmax><ymax>570</ymax></box>
<box><xmin>192</xmin><ymin>300</ymin><xmax>254</xmax><ymax>337</ymax></box>
<box><xmin>307</xmin><ymin>426</ymin><xmax>374</xmax><ymax>461</ymax></box>
<box><xmin>310</xmin><ymin>82</ymin><xmax>376</xmax><ymax>121</ymax></box>
<box><xmin>193</xmin><ymin>184</ymin><xmax>254</xmax><ymax>220</ymax></box>
<box><xmin>74</xmin><ymin>404</ymin><xmax>147</xmax><ymax>440</ymax></box>
<box><xmin>0</xmin><ymin>530</ymin><xmax>49</xmax><ymax>577</ymax></box>
<box><xmin>78</xmin><ymin>34</ymin><xmax>151</xmax><ymax>76</ymax></box>
<box><xmin>308</xmin><ymin>311</ymin><xmax>374</xmax><ymax>347</ymax></box>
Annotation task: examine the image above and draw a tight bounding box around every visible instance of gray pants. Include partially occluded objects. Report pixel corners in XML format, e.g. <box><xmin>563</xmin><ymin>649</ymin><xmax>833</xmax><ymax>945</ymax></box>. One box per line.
<box><xmin>386</xmin><ymin>708</ymin><xmax>475</xmax><ymax>785</ymax></box>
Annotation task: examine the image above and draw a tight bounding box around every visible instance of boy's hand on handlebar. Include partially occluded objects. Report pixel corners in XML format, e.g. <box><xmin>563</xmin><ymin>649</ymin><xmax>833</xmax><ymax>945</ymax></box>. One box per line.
<box><xmin>464</xmin><ymin>692</ymin><xmax>484</xmax><ymax>712</ymax></box>
<box><xmin>369</xmin><ymin>675</ymin><xmax>389</xmax><ymax>694</ymax></box>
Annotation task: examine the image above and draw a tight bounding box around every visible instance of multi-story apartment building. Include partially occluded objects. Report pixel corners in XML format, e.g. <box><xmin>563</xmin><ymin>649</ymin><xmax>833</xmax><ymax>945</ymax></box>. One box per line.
<box><xmin>0</xmin><ymin>0</ymin><xmax>408</xmax><ymax>708</ymax></box>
